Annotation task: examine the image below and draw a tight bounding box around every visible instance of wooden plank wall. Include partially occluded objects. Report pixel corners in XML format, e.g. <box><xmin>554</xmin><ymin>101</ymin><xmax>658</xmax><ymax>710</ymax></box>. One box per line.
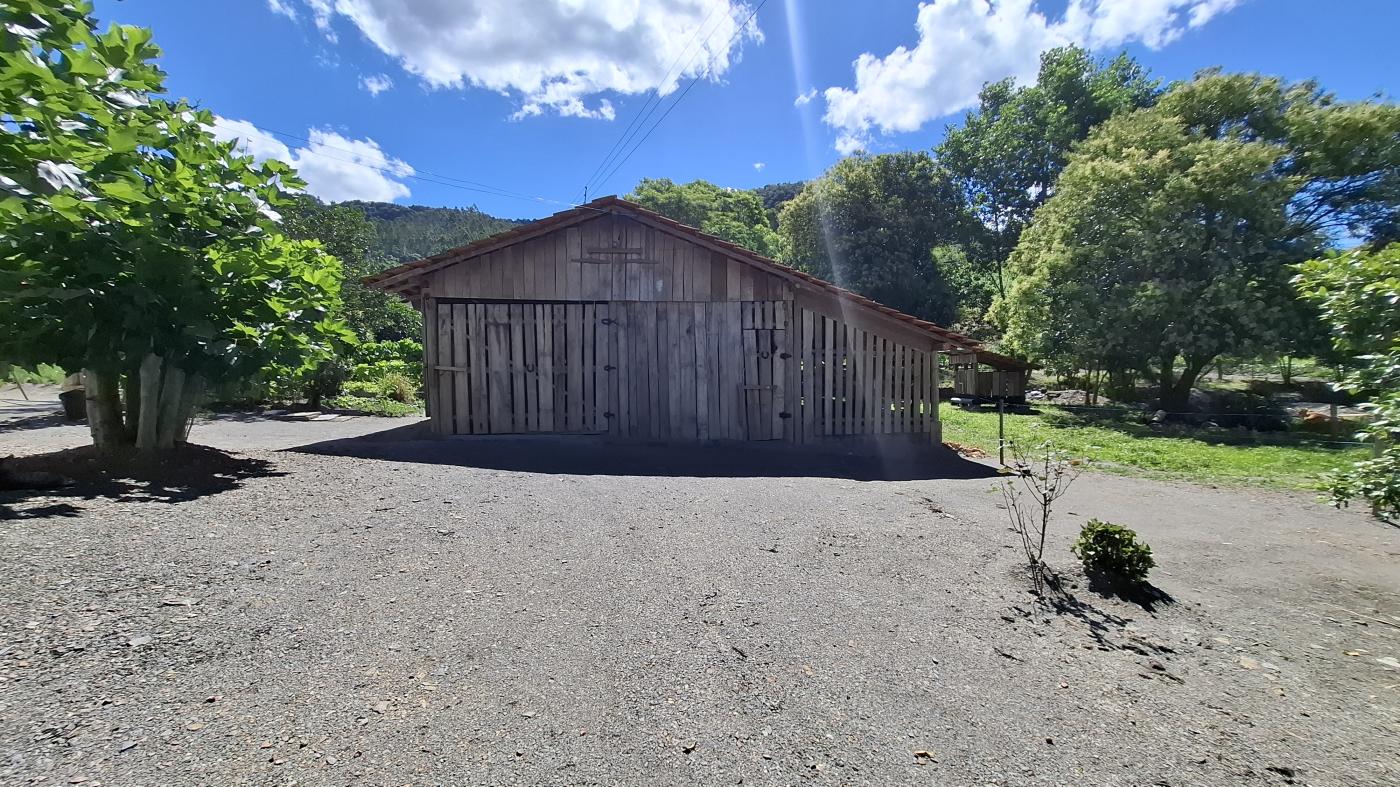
<box><xmin>429</xmin><ymin>301</ymin><xmax>610</xmax><ymax>435</ymax></box>
<box><xmin>612</xmin><ymin>301</ymin><xmax>749</xmax><ymax>441</ymax></box>
<box><xmin>793</xmin><ymin>307</ymin><xmax>939</xmax><ymax>441</ymax></box>
<box><xmin>427</xmin><ymin>214</ymin><xmax>792</xmax><ymax>304</ymax></box>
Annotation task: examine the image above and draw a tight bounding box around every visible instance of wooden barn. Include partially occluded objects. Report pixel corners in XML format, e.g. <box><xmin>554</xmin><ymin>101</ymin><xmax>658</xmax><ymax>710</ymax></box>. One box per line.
<box><xmin>365</xmin><ymin>196</ymin><xmax>1004</xmax><ymax>444</ymax></box>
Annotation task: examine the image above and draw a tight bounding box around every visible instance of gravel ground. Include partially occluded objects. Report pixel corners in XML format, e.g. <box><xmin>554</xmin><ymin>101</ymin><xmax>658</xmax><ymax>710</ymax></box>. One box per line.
<box><xmin>2</xmin><ymin>404</ymin><xmax>1399</xmax><ymax>786</ymax></box>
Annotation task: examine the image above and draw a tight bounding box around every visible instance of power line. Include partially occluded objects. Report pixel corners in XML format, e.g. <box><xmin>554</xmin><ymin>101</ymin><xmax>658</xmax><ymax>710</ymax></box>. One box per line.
<box><xmin>577</xmin><ymin>1</ymin><xmax>729</xmax><ymax>201</ymax></box>
<box><xmin>243</xmin><ymin>124</ymin><xmax>596</xmax><ymax>211</ymax></box>
<box><xmin>589</xmin><ymin>0</ymin><xmax>769</xmax><ymax>196</ymax></box>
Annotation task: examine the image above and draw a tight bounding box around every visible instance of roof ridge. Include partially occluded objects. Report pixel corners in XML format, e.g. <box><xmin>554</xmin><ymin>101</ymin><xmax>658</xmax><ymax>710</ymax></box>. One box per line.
<box><xmin>363</xmin><ymin>194</ymin><xmax>1027</xmax><ymax>368</ymax></box>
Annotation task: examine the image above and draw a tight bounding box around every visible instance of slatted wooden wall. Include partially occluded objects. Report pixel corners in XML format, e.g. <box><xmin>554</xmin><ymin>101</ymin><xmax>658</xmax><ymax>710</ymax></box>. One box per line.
<box><xmin>427</xmin><ymin>214</ymin><xmax>793</xmax><ymax>304</ymax></box>
<box><xmin>793</xmin><ymin>307</ymin><xmax>939</xmax><ymax>442</ymax></box>
<box><xmin>426</xmin><ymin>301</ymin><xmax>610</xmax><ymax>435</ymax></box>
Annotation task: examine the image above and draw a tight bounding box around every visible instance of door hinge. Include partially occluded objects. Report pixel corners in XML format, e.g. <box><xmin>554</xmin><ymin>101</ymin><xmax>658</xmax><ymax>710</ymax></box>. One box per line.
<box><xmin>604</xmin><ymin>411</ymin><xmax>615</xmax><ymax>418</ymax></box>
<box><xmin>779</xmin><ymin>411</ymin><xmax>792</xmax><ymax>419</ymax></box>
<box><xmin>604</xmin><ymin>364</ymin><xmax>616</xmax><ymax>371</ymax></box>
<box><xmin>600</xmin><ymin>317</ymin><xmax>615</xmax><ymax>325</ymax></box>
<box><xmin>779</xmin><ymin>352</ymin><xmax>792</xmax><ymax>360</ymax></box>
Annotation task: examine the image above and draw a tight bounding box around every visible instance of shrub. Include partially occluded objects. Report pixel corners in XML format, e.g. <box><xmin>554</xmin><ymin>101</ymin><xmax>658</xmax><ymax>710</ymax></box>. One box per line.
<box><xmin>325</xmin><ymin>394</ymin><xmax>422</xmax><ymax>417</ymax></box>
<box><xmin>377</xmin><ymin>371</ymin><xmax>418</xmax><ymax>403</ymax></box>
<box><xmin>1071</xmin><ymin>520</ymin><xmax>1155</xmax><ymax>584</ymax></box>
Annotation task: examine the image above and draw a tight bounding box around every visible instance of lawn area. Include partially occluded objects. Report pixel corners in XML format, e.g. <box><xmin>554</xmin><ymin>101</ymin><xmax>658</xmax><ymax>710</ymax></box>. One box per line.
<box><xmin>939</xmin><ymin>402</ymin><xmax>1369</xmax><ymax>489</ymax></box>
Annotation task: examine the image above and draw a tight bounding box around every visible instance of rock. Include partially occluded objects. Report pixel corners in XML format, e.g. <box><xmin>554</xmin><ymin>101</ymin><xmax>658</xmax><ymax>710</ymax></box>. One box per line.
<box><xmin>127</xmin><ymin>635</ymin><xmax>153</xmax><ymax>647</ymax></box>
<box><xmin>1239</xmin><ymin>656</ymin><xmax>1260</xmax><ymax>669</ymax></box>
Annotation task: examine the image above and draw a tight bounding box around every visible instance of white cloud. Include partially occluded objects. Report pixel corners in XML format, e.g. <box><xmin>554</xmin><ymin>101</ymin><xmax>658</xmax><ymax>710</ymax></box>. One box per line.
<box><xmin>272</xmin><ymin>1</ymin><xmax>762</xmax><ymax>120</ymax></box>
<box><xmin>359</xmin><ymin>73</ymin><xmax>393</xmax><ymax>96</ymax></box>
<box><xmin>209</xmin><ymin>116</ymin><xmax>414</xmax><ymax>203</ymax></box>
<box><xmin>266</xmin><ymin>0</ymin><xmax>298</xmax><ymax>20</ymax></box>
<box><xmin>794</xmin><ymin>87</ymin><xmax>817</xmax><ymax>107</ymax></box>
<box><xmin>752</xmin><ymin>161</ymin><xmax>765</xmax><ymax>171</ymax></box>
<box><xmin>822</xmin><ymin>0</ymin><xmax>1243</xmax><ymax>153</ymax></box>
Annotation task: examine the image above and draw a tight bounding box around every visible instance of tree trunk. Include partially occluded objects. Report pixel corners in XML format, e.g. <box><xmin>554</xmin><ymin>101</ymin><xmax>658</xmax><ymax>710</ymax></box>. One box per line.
<box><xmin>154</xmin><ymin>364</ymin><xmax>187</xmax><ymax>450</ymax></box>
<box><xmin>135</xmin><ymin>353</ymin><xmax>163</xmax><ymax>451</ymax></box>
<box><xmin>1281</xmin><ymin>355</ymin><xmax>1293</xmax><ymax>386</ymax></box>
<box><xmin>83</xmin><ymin>369</ymin><xmax>128</xmax><ymax>453</ymax></box>
<box><xmin>1160</xmin><ymin>356</ymin><xmax>1213</xmax><ymax>413</ymax></box>
<box><xmin>1156</xmin><ymin>354</ymin><xmax>1176</xmax><ymax>408</ymax></box>
<box><xmin>175</xmin><ymin>374</ymin><xmax>205</xmax><ymax>444</ymax></box>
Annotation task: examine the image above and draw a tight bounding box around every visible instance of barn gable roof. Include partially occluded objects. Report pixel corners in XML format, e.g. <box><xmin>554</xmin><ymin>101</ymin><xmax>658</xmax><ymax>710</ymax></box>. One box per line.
<box><xmin>363</xmin><ymin>195</ymin><xmax>1027</xmax><ymax>369</ymax></box>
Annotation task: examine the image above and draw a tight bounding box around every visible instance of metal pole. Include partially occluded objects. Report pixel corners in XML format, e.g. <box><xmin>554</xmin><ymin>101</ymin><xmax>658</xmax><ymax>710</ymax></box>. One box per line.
<box><xmin>998</xmin><ymin>398</ymin><xmax>1006</xmax><ymax>466</ymax></box>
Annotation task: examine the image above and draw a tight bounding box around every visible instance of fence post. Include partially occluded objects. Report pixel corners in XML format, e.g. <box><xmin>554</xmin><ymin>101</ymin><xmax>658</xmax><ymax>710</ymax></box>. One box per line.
<box><xmin>998</xmin><ymin>398</ymin><xmax>1006</xmax><ymax>466</ymax></box>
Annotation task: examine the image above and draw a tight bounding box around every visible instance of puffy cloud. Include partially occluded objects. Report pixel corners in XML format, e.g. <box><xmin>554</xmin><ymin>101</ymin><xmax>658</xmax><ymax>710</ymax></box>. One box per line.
<box><xmin>794</xmin><ymin>87</ymin><xmax>817</xmax><ymax>107</ymax></box>
<box><xmin>272</xmin><ymin>0</ymin><xmax>763</xmax><ymax>120</ymax></box>
<box><xmin>359</xmin><ymin>73</ymin><xmax>393</xmax><ymax>96</ymax></box>
<box><xmin>822</xmin><ymin>0</ymin><xmax>1243</xmax><ymax>153</ymax></box>
<box><xmin>752</xmin><ymin>161</ymin><xmax>765</xmax><ymax>171</ymax></box>
<box><xmin>209</xmin><ymin>116</ymin><xmax>414</xmax><ymax>203</ymax></box>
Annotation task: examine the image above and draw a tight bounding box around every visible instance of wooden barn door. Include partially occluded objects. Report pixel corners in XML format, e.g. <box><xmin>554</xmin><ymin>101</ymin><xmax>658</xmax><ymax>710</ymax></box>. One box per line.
<box><xmin>741</xmin><ymin>301</ymin><xmax>789</xmax><ymax>441</ymax></box>
<box><xmin>429</xmin><ymin>300</ymin><xmax>612</xmax><ymax>435</ymax></box>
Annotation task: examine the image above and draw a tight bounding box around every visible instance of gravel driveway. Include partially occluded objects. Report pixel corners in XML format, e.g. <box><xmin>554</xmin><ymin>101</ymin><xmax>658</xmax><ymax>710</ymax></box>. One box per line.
<box><xmin>2</xmin><ymin>405</ymin><xmax>1398</xmax><ymax>786</ymax></box>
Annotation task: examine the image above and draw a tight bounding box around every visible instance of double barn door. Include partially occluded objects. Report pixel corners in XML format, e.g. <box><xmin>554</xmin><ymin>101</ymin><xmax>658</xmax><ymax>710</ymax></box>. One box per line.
<box><xmin>427</xmin><ymin>299</ymin><xmax>789</xmax><ymax>440</ymax></box>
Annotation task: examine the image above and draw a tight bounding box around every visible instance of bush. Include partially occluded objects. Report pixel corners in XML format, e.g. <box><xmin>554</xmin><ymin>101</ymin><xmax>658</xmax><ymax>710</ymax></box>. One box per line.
<box><xmin>377</xmin><ymin>371</ymin><xmax>418</xmax><ymax>403</ymax></box>
<box><xmin>1071</xmin><ymin>520</ymin><xmax>1155</xmax><ymax>584</ymax></box>
<box><xmin>325</xmin><ymin>394</ymin><xmax>422</xmax><ymax>417</ymax></box>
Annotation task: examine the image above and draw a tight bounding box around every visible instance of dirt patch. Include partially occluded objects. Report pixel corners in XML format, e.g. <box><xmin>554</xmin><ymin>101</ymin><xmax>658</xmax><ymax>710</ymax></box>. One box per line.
<box><xmin>2</xmin><ymin>420</ymin><xmax>1398</xmax><ymax>786</ymax></box>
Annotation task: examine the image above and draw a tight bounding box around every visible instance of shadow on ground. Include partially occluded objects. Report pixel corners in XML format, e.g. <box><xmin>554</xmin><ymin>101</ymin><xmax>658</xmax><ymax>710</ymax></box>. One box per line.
<box><xmin>1</xmin><ymin>444</ymin><xmax>282</xmax><ymax>521</ymax></box>
<box><xmin>291</xmin><ymin>423</ymin><xmax>1003</xmax><ymax>481</ymax></box>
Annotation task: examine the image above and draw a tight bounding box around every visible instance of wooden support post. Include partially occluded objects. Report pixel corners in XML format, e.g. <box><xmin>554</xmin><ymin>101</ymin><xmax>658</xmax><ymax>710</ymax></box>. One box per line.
<box><xmin>998</xmin><ymin>398</ymin><xmax>1006</xmax><ymax>466</ymax></box>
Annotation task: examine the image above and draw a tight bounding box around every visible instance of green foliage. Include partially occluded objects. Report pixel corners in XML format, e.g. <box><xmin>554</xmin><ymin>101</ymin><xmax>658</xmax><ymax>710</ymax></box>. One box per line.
<box><xmin>628</xmin><ymin>178</ymin><xmax>781</xmax><ymax>257</ymax></box>
<box><xmin>752</xmin><ymin>181</ymin><xmax>805</xmax><ymax>212</ymax></box>
<box><xmin>777</xmin><ymin>152</ymin><xmax>973</xmax><ymax>324</ymax></box>
<box><xmin>1072</xmin><ymin>520</ymin><xmax>1155</xmax><ymax>584</ymax></box>
<box><xmin>376</xmin><ymin>371</ymin><xmax>418</xmax><ymax>403</ymax></box>
<box><xmin>325</xmin><ymin>394</ymin><xmax>422</xmax><ymax>417</ymax></box>
<box><xmin>938</xmin><ymin>46</ymin><xmax>1161</xmax><ymax>296</ymax></box>
<box><xmin>0</xmin><ymin>1</ymin><xmax>350</xmax><ymax>418</ymax></box>
<box><xmin>347</xmin><ymin>200</ymin><xmax>519</xmax><ymax>263</ymax></box>
<box><xmin>1294</xmin><ymin>243</ymin><xmax>1400</xmax><ymax>521</ymax></box>
<box><xmin>3</xmin><ymin>363</ymin><xmax>66</xmax><ymax>386</ymax></box>
<box><xmin>280</xmin><ymin>196</ymin><xmax>421</xmax><ymax>341</ymax></box>
<box><xmin>999</xmin><ymin>71</ymin><xmax>1400</xmax><ymax>411</ymax></box>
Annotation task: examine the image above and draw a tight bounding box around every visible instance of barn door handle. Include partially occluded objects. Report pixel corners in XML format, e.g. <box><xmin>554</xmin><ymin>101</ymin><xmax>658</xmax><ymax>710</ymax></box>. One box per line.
<box><xmin>524</xmin><ymin>363</ymin><xmax>536</xmax><ymax>373</ymax></box>
<box><xmin>759</xmin><ymin>351</ymin><xmax>770</xmax><ymax>359</ymax></box>
<box><xmin>779</xmin><ymin>411</ymin><xmax>792</xmax><ymax>419</ymax></box>
<box><xmin>779</xmin><ymin>352</ymin><xmax>791</xmax><ymax>360</ymax></box>
<box><xmin>604</xmin><ymin>411</ymin><xmax>615</xmax><ymax>418</ymax></box>
<box><xmin>604</xmin><ymin>365</ymin><xmax>616</xmax><ymax>371</ymax></box>
<box><xmin>600</xmin><ymin>318</ymin><xmax>615</xmax><ymax>325</ymax></box>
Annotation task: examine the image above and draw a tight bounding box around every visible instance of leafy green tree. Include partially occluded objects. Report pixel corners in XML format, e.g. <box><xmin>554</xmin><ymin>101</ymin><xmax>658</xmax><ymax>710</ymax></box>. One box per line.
<box><xmin>1000</xmin><ymin>71</ymin><xmax>1400</xmax><ymax>411</ymax></box>
<box><xmin>346</xmin><ymin>200</ymin><xmax>518</xmax><ymax>263</ymax></box>
<box><xmin>1294</xmin><ymin>244</ymin><xmax>1400</xmax><ymax>522</ymax></box>
<box><xmin>281</xmin><ymin>196</ymin><xmax>420</xmax><ymax>341</ymax></box>
<box><xmin>938</xmin><ymin>46</ymin><xmax>1161</xmax><ymax>296</ymax></box>
<box><xmin>777</xmin><ymin>152</ymin><xmax>973</xmax><ymax>324</ymax></box>
<box><xmin>628</xmin><ymin>178</ymin><xmax>781</xmax><ymax>257</ymax></box>
<box><xmin>0</xmin><ymin>0</ymin><xmax>349</xmax><ymax>452</ymax></box>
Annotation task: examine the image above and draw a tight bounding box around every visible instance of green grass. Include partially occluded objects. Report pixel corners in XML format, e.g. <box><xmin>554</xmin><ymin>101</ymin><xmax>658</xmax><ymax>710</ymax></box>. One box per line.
<box><xmin>940</xmin><ymin>403</ymin><xmax>1368</xmax><ymax>490</ymax></box>
<box><xmin>325</xmin><ymin>395</ymin><xmax>424</xmax><ymax>417</ymax></box>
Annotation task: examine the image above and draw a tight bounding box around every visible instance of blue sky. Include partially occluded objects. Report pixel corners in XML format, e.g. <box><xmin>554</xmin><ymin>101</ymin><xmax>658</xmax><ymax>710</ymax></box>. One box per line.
<box><xmin>92</xmin><ymin>0</ymin><xmax>1399</xmax><ymax>220</ymax></box>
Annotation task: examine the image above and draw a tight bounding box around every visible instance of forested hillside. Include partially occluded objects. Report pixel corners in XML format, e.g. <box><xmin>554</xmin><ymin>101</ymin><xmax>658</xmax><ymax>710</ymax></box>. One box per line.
<box><xmin>343</xmin><ymin>201</ymin><xmax>522</xmax><ymax>262</ymax></box>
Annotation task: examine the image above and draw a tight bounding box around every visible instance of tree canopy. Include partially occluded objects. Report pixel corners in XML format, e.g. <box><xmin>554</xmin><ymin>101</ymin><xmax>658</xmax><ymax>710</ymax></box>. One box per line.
<box><xmin>627</xmin><ymin>178</ymin><xmax>780</xmax><ymax>258</ymax></box>
<box><xmin>777</xmin><ymin>152</ymin><xmax>973</xmax><ymax>325</ymax></box>
<box><xmin>998</xmin><ymin>71</ymin><xmax>1400</xmax><ymax>409</ymax></box>
<box><xmin>0</xmin><ymin>0</ymin><xmax>349</xmax><ymax>451</ymax></box>
<box><xmin>937</xmin><ymin>46</ymin><xmax>1161</xmax><ymax>297</ymax></box>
